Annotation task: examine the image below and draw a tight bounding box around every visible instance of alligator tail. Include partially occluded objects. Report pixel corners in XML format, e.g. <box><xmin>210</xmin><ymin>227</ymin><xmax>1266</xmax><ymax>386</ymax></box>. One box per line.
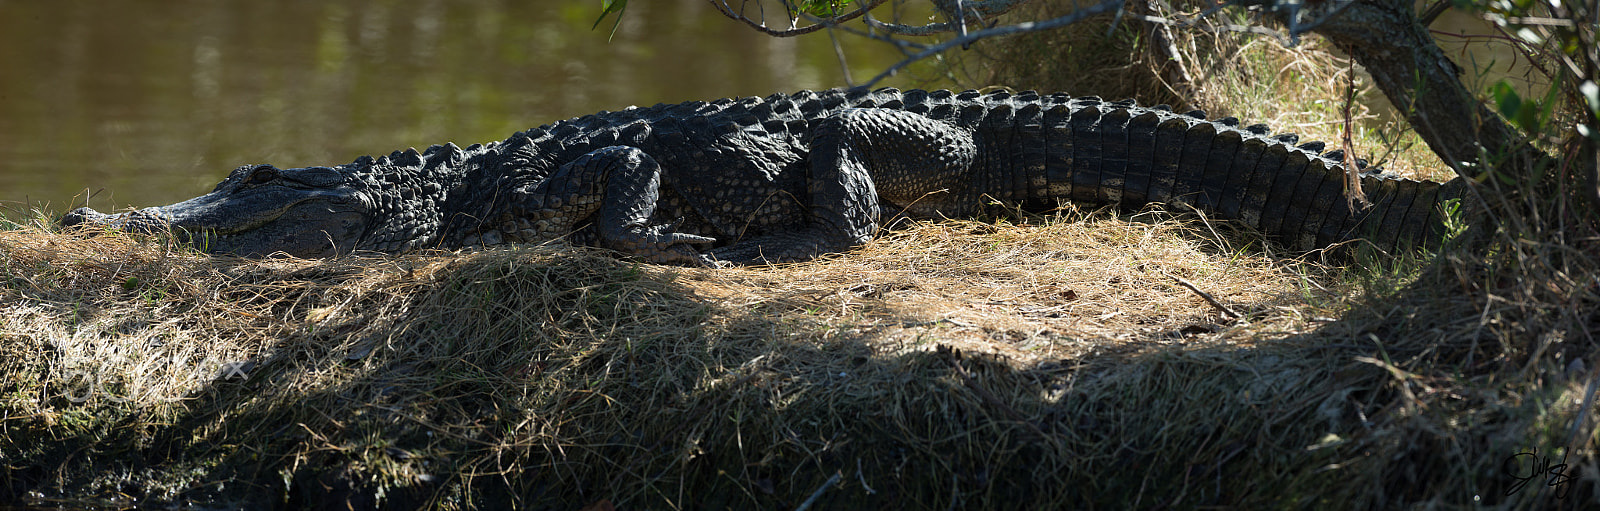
<box><xmin>969</xmin><ymin>91</ymin><xmax>1460</xmax><ymax>255</ymax></box>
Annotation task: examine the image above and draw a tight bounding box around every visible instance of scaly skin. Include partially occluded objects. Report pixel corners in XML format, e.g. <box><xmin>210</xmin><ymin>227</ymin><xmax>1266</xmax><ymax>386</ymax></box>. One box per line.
<box><xmin>61</xmin><ymin>87</ymin><xmax>1465</xmax><ymax>265</ymax></box>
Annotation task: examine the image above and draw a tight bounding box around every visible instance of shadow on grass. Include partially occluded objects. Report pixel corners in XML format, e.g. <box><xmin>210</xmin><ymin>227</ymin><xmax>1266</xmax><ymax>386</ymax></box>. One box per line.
<box><xmin>2</xmin><ymin>219</ymin><xmax>1594</xmax><ymax>509</ymax></box>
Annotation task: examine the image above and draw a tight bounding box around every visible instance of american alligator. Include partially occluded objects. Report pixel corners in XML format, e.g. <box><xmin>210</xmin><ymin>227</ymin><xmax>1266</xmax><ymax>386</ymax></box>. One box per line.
<box><xmin>62</xmin><ymin>87</ymin><xmax>1463</xmax><ymax>265</ymax></box>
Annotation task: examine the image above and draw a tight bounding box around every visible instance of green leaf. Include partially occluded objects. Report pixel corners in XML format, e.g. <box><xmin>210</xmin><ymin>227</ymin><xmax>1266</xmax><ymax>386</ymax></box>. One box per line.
<box><xmin>592</xmin><ymin>0</ymin><xmax>627</xmax><ymax>41</ymax></box>
<box><xmin>1488</xmin><ymin>78</ymin><xmax>1558</xmax><ymax>134</ymax></box>
<box><xmin>797</xmin><ymin>0</ymin><xmax>847</xmax><ymax>17</ymax></box>
<box><xmin>1491</xmin><ymin>81</ymin><xmax>1522</xmax><ymax>122</ymax></box>
<box><xmin>1515</xmin><ymin>103</ymin><xmax>1542</xmax><ymax>134</ymax></box>
<box><xmin>1533</xmin><ymin>73</ymin><xmax>1561</xmax><ymax>130</ymax></box>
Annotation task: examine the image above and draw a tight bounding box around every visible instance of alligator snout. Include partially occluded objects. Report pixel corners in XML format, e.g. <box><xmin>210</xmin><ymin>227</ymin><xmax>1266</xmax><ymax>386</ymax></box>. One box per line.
<box><xmin>59</xmin><ymin>207</ymin><xmax>104</xmax><ymax>227</ymax></box>
<box><xmin>61</xmin><ymin>207</ymin><xmax>171</xmax><ymax>234</ymax></box>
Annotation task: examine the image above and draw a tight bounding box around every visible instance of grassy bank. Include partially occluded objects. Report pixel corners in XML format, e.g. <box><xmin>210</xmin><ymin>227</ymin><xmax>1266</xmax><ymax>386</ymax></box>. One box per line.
<box><xmin>5</xmin><ymin>6</ymin><xmax>1600</xmax><ymax>509</ymax></box>
<box><xmin>4</xmin><ymin>193</ymin><xmax>1594</xmax><ymax>508</ymax></box>
<box><xmin>964</xmin><ymin>1</ymin><xmax>1600</xmax><ymax>508</ymax></box>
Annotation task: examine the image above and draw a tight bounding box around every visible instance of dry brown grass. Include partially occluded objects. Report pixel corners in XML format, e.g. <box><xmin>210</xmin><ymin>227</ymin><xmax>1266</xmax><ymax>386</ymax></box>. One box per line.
<box><xmin>710</xmin><ymin>212</ymin><xmax>1312</xmax><ymax>350</ymax></box>
<box><xmin>2</xmin><ymin>183</ymin><xmax>1598</xmax><ymax>510</ymax></box>
<box><xmin>950</xmin><ymin>2</ymin><xmax>1600</xmax><ymax>507</ymax></box>
<box><xmin>0</xmin><ymin>206</ymin><xmax>1385</xmax><ymax>509</ymax></box>
<box><xmin>4</xmin><ymin>8</ymin><xmax>1600</xmax><ymax>508</ymax></box>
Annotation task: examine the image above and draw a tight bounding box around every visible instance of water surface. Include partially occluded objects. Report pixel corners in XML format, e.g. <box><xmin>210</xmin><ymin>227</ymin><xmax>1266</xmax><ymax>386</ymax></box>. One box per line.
<box><xmin>0</xmin><ymin>0</ymin><xmax>948</xmax><ymax>216</ymax></box>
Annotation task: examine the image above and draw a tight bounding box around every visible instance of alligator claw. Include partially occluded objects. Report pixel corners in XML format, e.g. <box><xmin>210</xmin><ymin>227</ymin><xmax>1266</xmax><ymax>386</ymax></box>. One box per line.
<box><xmin>694</xmin><ymin>254</ymin><xmax>731</xmax><ymax>269</ymax></box>
<box><xmin>600</xmin><ymin>219</ymin><xmax>720</xmax><ymax>265</ymax></box>
<box><xmin>639</xmin><ymin>218</ymin><xmax>716</xmax><ymax>246</ymax></box>
<box><xmin>648</xmin><ymin>229</ymin><xmax>716</xmax><ymax>246</ymax></box>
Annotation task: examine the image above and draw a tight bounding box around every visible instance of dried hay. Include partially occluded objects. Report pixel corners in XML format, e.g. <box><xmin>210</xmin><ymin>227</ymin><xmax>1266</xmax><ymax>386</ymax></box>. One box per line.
<box><xmin>14</xmin><ymin>200</ymin><xmax>1584</xmax><ymax>509</ymax></box>
<box><xmin>4</xmin><ymin>3</ymin><xmax>1596</xmax><ymax>507</ymax></box>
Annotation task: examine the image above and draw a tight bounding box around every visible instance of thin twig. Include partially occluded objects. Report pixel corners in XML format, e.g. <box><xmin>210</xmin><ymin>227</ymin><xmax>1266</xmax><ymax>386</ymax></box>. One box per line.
<box><xmin>1564</xmin><ymin>325</ymin><xmax>1600</xmax><ymax>459</ymax></box>
<box><xmin>1282</xmin><ymin>0</ymin><xmax>1360</xmax><ymax>42</ymax></box>
<box><xmin>862</xmin><ymin>0</ymin><xmax>1031</xmax><ymax>35</ymax></box>
<box><xmin>1224</xmin><ymin>0</ymin><xmax>1358</xmax><ymax>44</ymax></box>
<box><xmin>1141</xmin><ymin>2</ymin><xmax>1195</xmax><ymax>99</ymax></box>
<box><xmin>792</xmin><ymin>471</ymin><xmax>841</xmax><ymax>511</ymax></box>
<box><xmin>1133</xmin><ymin>14</ymin><xmax>1289</xmax><ymax>44</ymax></box>
<box><xmin>1339</xmin><ymin>45</ymin><xmax>1369</xmax><ymax>209</ymax></box>
<box><xmin>855</xmin><ymin>458</ymin><xmax>876</xmax><ymax>495</ymax></box>
<box><xmin>1418</xmin><ymin>0</ymin><xmax>1453</xmax><ymax>25</ymax></box>
<box><xmin>826</xmin><ymin>24</ymin><xmax>855</xmax><ymax>86</ymax></box>
<box><xmin>709</xmin><ymin>0</ymin><xmax>890</xmax><ymax>37</ymax></box>
<box><xmin>1164</xmin><ymin>271</ymin><xmax>1242</xmax><ymax>321</ymax></box>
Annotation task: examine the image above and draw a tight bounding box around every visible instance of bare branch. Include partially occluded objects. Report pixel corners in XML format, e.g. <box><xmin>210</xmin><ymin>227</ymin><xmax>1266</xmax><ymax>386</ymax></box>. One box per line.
<box><xmin>932</xmin><ymin>0</ymin><xmax>1033</xmax><ymax>19</ymax></box>
<box><xmin>858</xmin><ymin>0</ymin><xmax>1124</xmax><ymax>86</ymax></box>
<box><xmin>826</xmin><ymin>25</ymin><xmax>856</xmax><ymax>86</ymax></box>
<box><xmin>1226</xmin><ymin>0</ymin><xmax>1361</xmax><ymax>45</ymax></box>
<box><xmin>707</xmin><ymin>0</ymin><xmax>890</xmax><ymax>37</ymax></box>
<box><xmin>863</xmin><ymin>0</ymin><xmax>1030</xmax><ymax>36</ymax></box>
<box><xmin>1131</xmin><ymin>0</ymin><xmax>1359</xmax><ymax>47</ymax></box>
<box><xmin>710</xmin><ymin>0</ymin><xmax>1036</xmax><ymax>38</ymax></box>
<box><xmin>865</xmin><ymin>18</ymin><xmax>972</xmax><ymax>36</ymax></box>
<box><xmin>1283</xmin><ymin>0</ymin><xmax>1361</xmax><ymax>43</ymax></box>
<box><xmin>1502</xmin><ymin>15</ymin><xmax>1579</xmax><ymax>26</ymax></box>
<box><xmin>1338</xmin><ymin>47</ymin><xmax>1370</xmax><ymax>209</ymax></box>
<box><xmin>1133</xmin><ymin>13</ymin><xmax>1288</xmax><ymax>45</ymax></box>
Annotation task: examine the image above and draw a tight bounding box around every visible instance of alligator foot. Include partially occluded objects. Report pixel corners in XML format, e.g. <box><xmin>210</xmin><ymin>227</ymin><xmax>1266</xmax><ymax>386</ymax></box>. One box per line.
<box><xmin>516</xmin><ymin>145</ymin><xmax>717</xmax><ymax>265</ymax></box>
<box><xmin>607</xmin><ymin>219</ymin><xmax>718</xmax><ymax>266</ymax></box>
<box><xmin>701</xmin><ymin>108</ymin><xmax>977</xmax><ymax>265</ymax></box>
<box><xmin>702</xmin><ymin>231</ymin><xmax>854</xmax><ymax>265</ymax></box>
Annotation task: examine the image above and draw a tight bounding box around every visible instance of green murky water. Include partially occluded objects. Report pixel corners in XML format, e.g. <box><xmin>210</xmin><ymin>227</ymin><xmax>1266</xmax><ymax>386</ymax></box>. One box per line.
<box><xmin>0</xmin><ymin>0</ymin><xmax>949</xmax><ymax>216</ymax></box>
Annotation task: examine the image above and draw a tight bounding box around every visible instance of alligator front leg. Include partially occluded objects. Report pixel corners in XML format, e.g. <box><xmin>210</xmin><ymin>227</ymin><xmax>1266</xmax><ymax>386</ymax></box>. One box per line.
<box><xmin>517</xmin><ymin>146</ymin><xmax>716</xmax><ymax>265</ymax></box>
<box><xmin>707</xmin><ymin>108</ymin><xmax>976</xmax><ymax>264</ymax></box>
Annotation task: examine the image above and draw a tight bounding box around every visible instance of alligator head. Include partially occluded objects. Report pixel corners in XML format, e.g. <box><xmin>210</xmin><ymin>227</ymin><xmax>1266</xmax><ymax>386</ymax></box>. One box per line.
<box><xmin>61</xmin><ymin>164</ymin><xmax>371</xmax><ymax>258</ymax></box>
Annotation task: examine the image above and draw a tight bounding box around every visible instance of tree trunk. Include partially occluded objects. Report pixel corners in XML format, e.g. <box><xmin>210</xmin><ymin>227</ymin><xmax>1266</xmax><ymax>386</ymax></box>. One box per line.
<box><xmin>1285</xmin><ymin>0</ymin><xmax>1549</xmax><ymax>190</ymax></box>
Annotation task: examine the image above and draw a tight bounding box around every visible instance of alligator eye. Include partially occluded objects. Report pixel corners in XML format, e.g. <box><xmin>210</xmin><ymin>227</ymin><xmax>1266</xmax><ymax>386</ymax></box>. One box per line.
<box><xmin>247</xmin><ymin>166</ymin><xmax>279</xmax><ymax>185</ymax></box>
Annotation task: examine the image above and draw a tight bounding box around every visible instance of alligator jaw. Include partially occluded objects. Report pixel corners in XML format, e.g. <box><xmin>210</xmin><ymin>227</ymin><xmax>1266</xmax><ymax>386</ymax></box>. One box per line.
<box><xmin>61</xmin><ymin>206</ymin><xmax>173</xmax><ymax>234</ymax></box>
<box><xmin>63</xmin><ymin>203</ymin><xmax>253</xmax><ymax>250</ymax></box>
<box><xmin>61</xmin><ymin>184</ymin><xmax>370</xmax><ymax>258</ymax></box>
